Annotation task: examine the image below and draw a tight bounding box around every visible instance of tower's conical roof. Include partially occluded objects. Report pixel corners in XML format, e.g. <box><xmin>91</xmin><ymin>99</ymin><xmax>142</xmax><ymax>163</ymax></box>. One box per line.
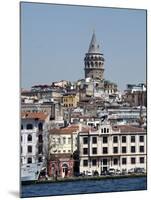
<box><xmin>88</xmin><ymin>31</ymin><xmax>100</xmax><ymax>53</ymax></box>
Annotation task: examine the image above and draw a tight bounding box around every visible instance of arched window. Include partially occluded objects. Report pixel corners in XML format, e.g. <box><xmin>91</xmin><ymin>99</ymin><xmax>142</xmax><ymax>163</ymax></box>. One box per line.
<box><xmin>95</xmin><ymin>62</ymin><xmax>98</xmax><ymax>67</ymax></box>
<box><xmin>26</xmin><ymin>124</ymin><xmax>33</xmax><ymax>130</ymax></box>
<box><xmin>27</xmin><ymin>157</ymin><xmax>32</xmax><ymax>164</ymax></box>
<box><xmin>27</xmin><ymin>134</ymin><xmax>32</xmax><ymax>142</ymax></box>
<box><xmin>38</xmin><ymin>122</ymin><xmax>43</xmax><ymax>131</ymax></box>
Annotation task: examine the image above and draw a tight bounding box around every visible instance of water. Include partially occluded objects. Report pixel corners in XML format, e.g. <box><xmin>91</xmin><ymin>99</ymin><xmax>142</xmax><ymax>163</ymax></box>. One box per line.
<box><xmin>21</xmin><ymin>177</ymin><xmax>147</xmax><ymax>198</ymax></box>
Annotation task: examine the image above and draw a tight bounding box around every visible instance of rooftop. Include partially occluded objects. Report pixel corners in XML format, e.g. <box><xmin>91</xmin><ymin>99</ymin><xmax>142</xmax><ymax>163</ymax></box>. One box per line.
<box><xmin>49</xmin><ymin>124</ymin><xmax>92</xmax><ymax>135</ymax></box>
<box><xmin>21</xmin><ymin>112</ymin><xmax>48</xmax><ymax>121</ymax></box>
<box><xmin>112</xmin><ymin>125</ymin><xmax>145</xmax><ymax>133</ymax></box>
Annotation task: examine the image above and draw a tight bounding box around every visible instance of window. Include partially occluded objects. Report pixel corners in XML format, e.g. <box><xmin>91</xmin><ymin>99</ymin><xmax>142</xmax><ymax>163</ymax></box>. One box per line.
<box><xmin>92</xmin><ymin>147</ymin><xmax>97</xmax><ymax>154</ymax></box>
<box><xmin>27</xmin><ymin>145</ymin><xmax>32</xmax><ymax>153</ymax></box>
<box><xmin>139</xmin><ymin>136</ymin><xmax>144</xmax><ymax>142</ymax></box>
<box><xmin>103</xmin><ymin>159</ymin><xmax>107</xmax><ymax>165</ymax></box>
<box><xmin>92</xmin><ymin>159</ymin><xmax>97</xmax><ymax>166</ymax></box>
<box><xmin>140</xmin><ymin>146</ymin><xmax>144</xmax><ymax>153</ymax></box>
<box><xmin>27</xmin><ymin>134</ymin><xmax>32</xmax><ymax>142</ymax></box>
<box><xmin>131</xmin><ymin>136</ymin><xmax>135</xmax><ymax>143</ymax></box>
<box><xmin>104</xmin><ymin>128</ymin><xmax>106</xmax><ymax>133</ymax></box>
<box><xmin>58</xmin><ymin>138</ymin><xmax>61</xmax><ymax>144</ymax></box>
<box><xmin>38</xmin><ymin>157</ymin><xmax>42</xmax><ymax>163</ymax></box>
<box><xmin>131</xmin><ymin>146</ymin><xmax>136</xmax><ymax>153</ymax></box>
<box><xmin>122</xmin><ymin>158</ymin><xmax>127</xmax><ymax>165</ymax></box>
<box><xmin>83</xmin><ymin>160</ymin><xmax>88</xmax><ymax>166</ymax></box>
<box><xmin>38</xmin><ymin>134</ymin><xmax>43</xmax><ymax>143</ymax></box>
<box><xmin>122</xmin><ymin>146</ymin><xmax>127</xmax><ymax>153</ymax></box>
<box><xmin>83</xmin><ymin>148</ymin><xmax>88</xmax><ymax>155</ymax></box>
<box><xmin>103</xmin><ymin>147</ymin><xmax>108</xmax><ymax>154</ymax></box>
<box><xmin>113</xmin><ymin>147</ymin><xmax>118</xmax><ymax>154</ymax></box>
<box><xmin>63</xmin><ymin>137</ymin><xmax>66</xmax><ymax>144</ymax></box>
<box><xmin>103</xmin><ymin>136</ymin><xmax>108</xmax><ymax>143</ymax></box>
<box><xmin>21</xmin><ymin>136</ymin><xmax>22</xmax><ymax>142</ymax></box>
<box><xmin>38</xmin><ymin>145</ymin><xmax>43</xmax><ymax>154</ymax></box>
<box><xmin>101</xmin><ymin>129</ymin><xmax>103</xmax><ymax>133</ymax></box>
<box><xmin>68</xmin><ymin>137</ymin><xmax>71</xmax><ymax>144</ymax></box>
<box><xmin>113</xmin><ymin>136</ymin><xmax>118</xmax><ymax>143</ymax></box>
<box><xmin>38</xmin><ymin>122</ymin><xmax>43</xmax><ymax>131</ymax></box>
<box><xmin>140</xmin><ymin>157</ymin><xmax>144</xmax><ymax>163</ymax></box>
<box><xmin>21</xmin><ymin>124</ymin><xmax>23</xmax><ymax>130</ymax></box>
<box><xmin>131</xmin><ymin>157</ymin><xmax>136</xmax><ymax>164</ymax></box>
<box><xmin>107</xmin><ymin>128</ymin><xmax>109</xmax><ymax>133</ymax></box>
<box><xmin>26</xmin><ymin>124</ymin><xmax>33</xmax><ymax>130</ymax></box>
<box><xmin>27</xmin><ymin>157</ymin><xmax>32</xmax><ymax>164</ymax></box>
<box><xmin>113</xmin><ymin>158</ymin><xmax>118</xmax><ymax>165</ymax></box>
<box><xmin>83</xmin><ymin>137</ymin><xmax>88</xmax><ymax>144</ymax></box>
<box><xmin>122</xmin><ymin>136</ymin><xmax>126</xmax><ymax>143</ymax></box>
<box><xmin>92</xmin><ymin>137</ymin><xmax>97</xmax><ymax>144</ymax></box>
<box><xmin>21</xmin><ymin>146</ymin><xmax>22</xmax><ymax>154</ymax></box>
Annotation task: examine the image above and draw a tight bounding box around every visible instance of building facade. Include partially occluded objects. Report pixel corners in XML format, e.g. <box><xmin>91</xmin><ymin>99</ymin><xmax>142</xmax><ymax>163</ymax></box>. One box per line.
<box><xmin>48</xmin><ymin>125</ymin><xmax>79</xmax><ymax>178</ymax></box>
<box><xmin>63</xmin><ymin>93</ymin><xmax>79</xmax><ymax>108</ymax></box>
<box><xmin>21</xmin><ymin>112</ymin><xmax>49</xmax><ymax>180</ymax></box>
<box><xmin>78</xmin><ymin>124</ymin><xmax>146</xmax><ymax>175</ymax></box>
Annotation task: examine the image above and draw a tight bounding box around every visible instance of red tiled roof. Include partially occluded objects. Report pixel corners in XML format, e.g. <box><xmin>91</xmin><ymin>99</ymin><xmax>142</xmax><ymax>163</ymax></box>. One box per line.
<box><xmin>49</xmin><ymin>124</ymin><xmax>90</xmax><ymax>135</ymax></box>
<box><xmin>113</xmin><ymin>125</ymin><xmax>145</xmax><ymax>133</ymax></box>
<box><xmin>21</xmin><ymin>112</ymin><xmax>48</xmax><ymax>121</ymax></box>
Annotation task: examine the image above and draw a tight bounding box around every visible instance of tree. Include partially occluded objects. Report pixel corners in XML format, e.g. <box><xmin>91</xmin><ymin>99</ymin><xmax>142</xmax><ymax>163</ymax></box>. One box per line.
<box><xmin>72</xmin><ymin>149</ymin><xmax>80</xmax><ymax>175</ymax></box>
<box><xmin>43</xmin><ymin>128</ymin><xmax>62</xmax><ymax>179</ymax></box>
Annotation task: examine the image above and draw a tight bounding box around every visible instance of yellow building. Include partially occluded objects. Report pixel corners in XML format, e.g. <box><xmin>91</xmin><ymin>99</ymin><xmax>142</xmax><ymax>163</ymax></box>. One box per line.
<box><xmin>63</xmin><ymin>93</ymin><xmax>79</xmax><ymax>108</ymax></box>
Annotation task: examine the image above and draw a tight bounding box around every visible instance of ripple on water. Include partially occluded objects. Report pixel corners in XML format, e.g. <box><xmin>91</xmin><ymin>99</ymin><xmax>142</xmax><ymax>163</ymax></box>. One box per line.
<box><xmin>21</xmin><ymin>177</ymin><xmax>147</xmax><ymax>198</ymax></box>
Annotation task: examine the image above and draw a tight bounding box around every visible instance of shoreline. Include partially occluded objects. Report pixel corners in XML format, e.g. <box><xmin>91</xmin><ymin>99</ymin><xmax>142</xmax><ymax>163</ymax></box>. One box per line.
<box><xmin>21</xmin><ymin>173</ymin><xmax>147</xmax><ymax>186</ymax></box>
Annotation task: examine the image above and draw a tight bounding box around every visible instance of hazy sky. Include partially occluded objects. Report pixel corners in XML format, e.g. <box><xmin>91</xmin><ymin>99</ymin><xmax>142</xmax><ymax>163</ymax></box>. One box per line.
<box><xmin>21</xmin><ymin>2</ymin><xmax>146</xmax><ymax>91</ymax></box>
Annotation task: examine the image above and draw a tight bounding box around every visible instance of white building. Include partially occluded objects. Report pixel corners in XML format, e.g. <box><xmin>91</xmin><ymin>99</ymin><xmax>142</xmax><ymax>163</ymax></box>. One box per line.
<box><xmin>78</xmin><ymin>123</ymin><xmax>146</xmax><ymax>175</ymax></box>
<box><xmin>21</xmin><ymin>112</ymin><xmax>49</xmax><ymax>181</ymax></box>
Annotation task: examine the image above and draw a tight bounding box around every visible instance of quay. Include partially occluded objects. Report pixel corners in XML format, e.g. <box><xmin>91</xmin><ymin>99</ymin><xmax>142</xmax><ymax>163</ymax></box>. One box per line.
<box><xmin>21</xmin><ymin>173</ymin><xmax>147</xmax><ymax>185</ymax></box>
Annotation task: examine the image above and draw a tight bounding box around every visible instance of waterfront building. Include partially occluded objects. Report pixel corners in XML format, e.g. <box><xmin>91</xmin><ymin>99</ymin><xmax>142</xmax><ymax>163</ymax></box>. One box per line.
<box><xmin>48</xmin><ymin>125</ymin><xmax>79</xmax><ymax>178</ymax></box>
<box><xmin>21</xmin><ymin>112</ymin><xmax>49</xmax><ymax>181</ymax></box>
<box><xmin>78</xmin><ymin>123</ymin><xmax>146</xmax><ymax>175</ymax></box>
<box><xmin>48</xmin><ymin>124</ymin><xmax>90</xmax><ymax>178</ymax></box>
